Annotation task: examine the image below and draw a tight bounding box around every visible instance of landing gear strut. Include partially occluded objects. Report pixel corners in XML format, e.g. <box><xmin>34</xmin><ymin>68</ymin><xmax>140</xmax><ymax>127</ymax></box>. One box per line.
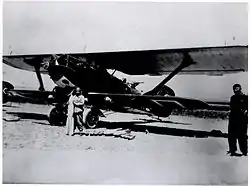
<box><xmin>143</xmin><ymin>53</ymin><xmax>195</xmax><ymax>117</ymax></box>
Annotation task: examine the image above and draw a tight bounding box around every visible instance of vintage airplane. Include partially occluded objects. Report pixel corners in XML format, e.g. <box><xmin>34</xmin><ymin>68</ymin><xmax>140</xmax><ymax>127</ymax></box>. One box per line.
<box><xmin>3</xmin><ymin>45</ymin><xmax>248</xmax><ymax>128</ymax></box>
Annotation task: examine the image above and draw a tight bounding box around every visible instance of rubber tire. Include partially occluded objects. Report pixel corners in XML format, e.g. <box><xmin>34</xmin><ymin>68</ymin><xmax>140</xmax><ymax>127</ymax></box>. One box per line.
<box><xmin>48</xmin><ymin>106</ymin><xmax>66</xmax><ymax>126</ymax></box>
<box><xmin>158</xmin><ymin>85</ymin><xmax>175</xmax><ymax>96</ymax></box>
<box><xmin>3</xmin><ymin>81</ymin><xmax>14</xmax><ymax>104</ymax></box>
<box><xmin>3</xmin><ymin>81</ymin><xmax>14</xmax><ymax>90</ymax></box>
<box><xmin>154</xmin><ymin>85</ymin><xmax>175</xmax><ymax>117</ymax></box>
<box><xmin>83</xmin><ymin>108</ymin><xmax>99</xmax><ymax>129</ymax></box>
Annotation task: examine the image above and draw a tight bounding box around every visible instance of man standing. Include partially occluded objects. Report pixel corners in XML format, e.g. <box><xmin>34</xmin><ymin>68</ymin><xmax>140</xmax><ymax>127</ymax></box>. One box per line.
<box><xmin>66</xmin><ymin>87</ymin><xmax>87</xmax><ymax>136</ymax></box>
<box><xmin>228</xmin><ymin>84</ymin><xmax>248</xmax><ymax>156</ymax></box>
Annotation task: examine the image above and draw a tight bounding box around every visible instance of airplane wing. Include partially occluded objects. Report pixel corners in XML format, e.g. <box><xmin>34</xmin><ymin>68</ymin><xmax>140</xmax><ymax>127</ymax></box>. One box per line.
<box><xmin>87</xmin><ymin>92</ymin><xmax>209</xmax><ymax>110</ymax></box>
<box><xmin>3</xmin><ymin>45</ymin><xmax>247</xmax><ymax>76</ymax></box>
<box><xmin>3</xmin><ymin>55</ymin><xmax>52</xmax><ymax>74</ymax></box>
<box><xmin>5</xmin><ymin>89</ymin><xmax>53</xmax><ymax>104</ymax></box>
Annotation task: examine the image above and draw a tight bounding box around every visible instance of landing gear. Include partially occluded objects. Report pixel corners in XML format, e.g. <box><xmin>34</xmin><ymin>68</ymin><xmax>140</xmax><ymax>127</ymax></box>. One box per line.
<box><xmin>48</xmin><ymin>105</ymin><xmax>100</xmax><ymax>129</ymax></box>
<box><xmin>3</xmin><ymin>81</ymin><xmax>14</xmax><ymax>104</ymax></box>
<box><xmin>83</xmin><ymin>108</ymin><xmax>100</xmax><ymax>129</ymax></box>
<box><xmin>48</xmin><ymin>104</ymin><xmax>67</xmax><ymax>126</ymax></box>
<box><xmin>150</xmin><ymin>105</ymin><xmax>173</xmax><ymax>118</ymax></box>
<box><xmin>158</xmin><ymin>85</ymin><xmax>175</xmax><ymax>97</ymax></box>
<box><xmin>150</xmin><ymin>85</ymin><xmax>176</xmax><ymax>117</ymax></box>
<box><xmin>143</xmin><ymin>53</ymin><xmax>194</xmax><ymax>117</ymax></box>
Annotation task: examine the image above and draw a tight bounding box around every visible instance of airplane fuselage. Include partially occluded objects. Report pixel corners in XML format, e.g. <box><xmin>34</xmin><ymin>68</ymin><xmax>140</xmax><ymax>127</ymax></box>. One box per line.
<box><xmin>47</xmin><ymin>59</ymin><xmax>145</xmax><ymax>111</ymax></box>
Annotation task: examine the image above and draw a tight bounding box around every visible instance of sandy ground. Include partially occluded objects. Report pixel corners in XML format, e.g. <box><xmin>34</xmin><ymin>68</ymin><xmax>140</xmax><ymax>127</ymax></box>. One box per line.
<box><xmin>3</xmin><ymin>103</ymin><xmax>248</xmax><ymax>184</ymax></box>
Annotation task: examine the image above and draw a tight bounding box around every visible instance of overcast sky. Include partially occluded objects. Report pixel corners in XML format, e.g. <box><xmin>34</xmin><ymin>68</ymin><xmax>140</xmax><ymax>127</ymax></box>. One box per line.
<box><xmin>2</xmin><ymin>2</ymin><xmax>248</xmax><ymax>101</ymax></box>
<box><xmin>3</xmin><ymin>2</ymin><xmax>248</xmax><ymax>54</ymax></box>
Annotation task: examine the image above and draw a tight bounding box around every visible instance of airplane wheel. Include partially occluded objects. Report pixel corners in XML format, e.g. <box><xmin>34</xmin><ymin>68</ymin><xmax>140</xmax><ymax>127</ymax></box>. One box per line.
<box><xmin>48</xmin><ymin>106</ymin><xmax>66</xmax><ymax>126</ymax></box>
<box><xmin>3</xmin><ymin>81</ymin><xmax>14</xmax><ymax>90</ymax></box>
<box><xmin>83</xmin><ymin>108</ymin><xmax>99</xmax><ymax>129</ymax></box>
<box><xmin>159</xmin><ymin>85</ymin><xmax>175</xmax><ymax>96</ymax></box>
<box><xmin>3</xmin><ymin>88</ymin><xmax>9</xmax><ymax>104</ymax></box>
<box><xmin>3</xmin><ymin>81</ymin><xmax>14</xmax><ymax>104</ymax></box>
<box><xmin>152</xmin><ymin>107</ymin><xmax>173</xmax><ymax>118</ymax></box>
<box><xmin>161</xmin><ymin>85</ymin><xmax>175</xmax><ymax>117</ymax></box>
<box><xmin>164</xmin><ymin>108</ymin><xmax>172</xmax><ymax>117</ymax></box>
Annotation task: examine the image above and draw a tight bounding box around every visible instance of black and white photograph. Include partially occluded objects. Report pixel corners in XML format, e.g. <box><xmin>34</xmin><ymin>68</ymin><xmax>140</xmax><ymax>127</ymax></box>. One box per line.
<box><xmin>2</xmin><ymin>1</ymin><xmax>248</xmax><ymax>184</ymax></box>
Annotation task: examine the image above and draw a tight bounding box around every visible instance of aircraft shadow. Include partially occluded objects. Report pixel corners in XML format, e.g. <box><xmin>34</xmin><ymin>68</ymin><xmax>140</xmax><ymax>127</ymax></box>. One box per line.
<box><xmin>5</xmin><ymin>112</ymin><xmax>48</xmax><ymax>121</ymax></box>
<box><xmin>32</xmin><ymin>121</ymin><xmax>51</xmax><ymax>126</ymax></box>
<box><xmin>138</xmin><ymin>118</ymin><xmax>192</xmax><ymax>126</ymax></box>
<box><xmin>4</xmin><ymin>111</ymin><xmax>227</xmax><ymax>138</ymax></box>
<box><xmin>98</xmin><ymin>121</ymin><xmax>227</xmax><ymax>138</ymax></box>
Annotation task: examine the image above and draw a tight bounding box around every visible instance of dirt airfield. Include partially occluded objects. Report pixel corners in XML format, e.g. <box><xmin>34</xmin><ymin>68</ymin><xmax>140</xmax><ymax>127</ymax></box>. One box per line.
<box><xmin>3</xmin><ymin>102</ymin><xmax>248</xmax><ymax>184</ymax></box>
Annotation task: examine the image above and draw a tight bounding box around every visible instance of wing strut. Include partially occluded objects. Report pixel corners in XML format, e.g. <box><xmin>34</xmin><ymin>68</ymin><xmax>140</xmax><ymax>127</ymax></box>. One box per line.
<box><xmin>145</xmin><ymin>52</ymin><xmax>195</xmax><ymax>95</ymax></box>
<box><xmin>34</xmin><ymin>63</ymin><xmax>45</xmax><ymax>91</ymax></box>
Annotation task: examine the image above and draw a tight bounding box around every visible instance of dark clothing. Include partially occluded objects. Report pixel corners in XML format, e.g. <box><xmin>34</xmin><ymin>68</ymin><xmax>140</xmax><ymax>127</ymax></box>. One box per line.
<box><xmin>230</xmin><ymin>94</ymin><xmax>248</xmax><ymax>116</ymax></box>
<box><xmin>228</xmin><ymin>94</ymin><xmax>248</xmax><ymax>154</ymax></box>
<box><xmin>73</xmin><ymin>112</ymin><xmax>84</xmax><ymax>131</ymax></box>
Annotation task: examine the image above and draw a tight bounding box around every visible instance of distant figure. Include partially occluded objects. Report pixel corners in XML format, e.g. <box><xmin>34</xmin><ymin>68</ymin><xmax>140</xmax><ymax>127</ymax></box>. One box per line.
<box><xmin>227</xmin><ymin>84</ymin><xmax>248</xmax><ymax>156</ymax></box>
<box><xmin>66</xmin><ymin>87</ymin><xmax>87</xmax><ymax>136</ymax></box>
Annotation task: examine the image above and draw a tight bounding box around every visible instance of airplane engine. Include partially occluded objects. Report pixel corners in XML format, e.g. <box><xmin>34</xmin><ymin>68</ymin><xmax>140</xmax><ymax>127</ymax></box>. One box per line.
<box><xmin>3</xmin><ymin>81</ymin><xmax>14</xmax><ymax>104</ymax></box>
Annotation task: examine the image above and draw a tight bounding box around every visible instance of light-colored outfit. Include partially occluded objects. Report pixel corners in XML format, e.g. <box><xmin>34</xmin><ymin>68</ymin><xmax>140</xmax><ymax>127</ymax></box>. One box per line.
<box><xmin>66</xmin><ymin>94</ymin><xmax>86</xmax><ymax>135</ymax></box>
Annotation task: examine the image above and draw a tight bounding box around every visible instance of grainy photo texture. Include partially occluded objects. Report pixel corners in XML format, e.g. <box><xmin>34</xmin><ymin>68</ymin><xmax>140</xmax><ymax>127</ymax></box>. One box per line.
<box><xmin>2</xmin><ymin>2</ymin><xmax>248</xmax><ymax>184</ymax></box>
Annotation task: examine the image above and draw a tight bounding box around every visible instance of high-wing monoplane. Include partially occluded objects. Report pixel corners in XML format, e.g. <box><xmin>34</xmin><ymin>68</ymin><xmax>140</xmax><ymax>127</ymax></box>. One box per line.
<box><xmin>3</xmin><ymin>45</ymin><xmax>248</xmax><ymax>128</ymax></box>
